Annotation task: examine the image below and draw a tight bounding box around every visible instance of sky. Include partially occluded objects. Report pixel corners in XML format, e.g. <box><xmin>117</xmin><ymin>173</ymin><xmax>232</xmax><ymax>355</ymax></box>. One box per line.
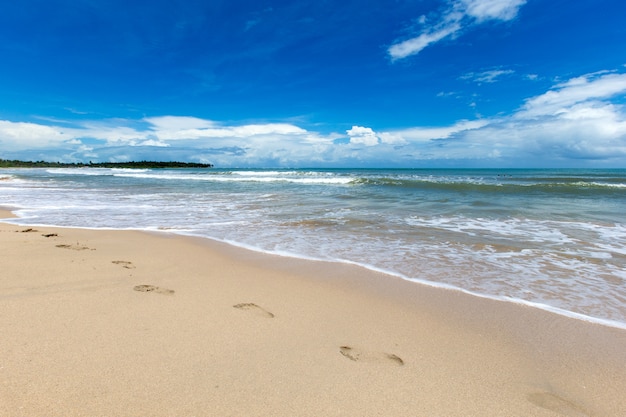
<box><xmin>1</xmin><ymin>0</ymin><xmax>626</xmax><ymax>168</ymax></box>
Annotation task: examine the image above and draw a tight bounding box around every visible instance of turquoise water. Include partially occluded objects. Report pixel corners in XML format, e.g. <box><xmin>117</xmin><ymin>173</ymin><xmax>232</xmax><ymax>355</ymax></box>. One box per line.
<box><xmin>2</xmin><ymin>168</ymin><xmax>625</xmax><ymax>326</ymax></box>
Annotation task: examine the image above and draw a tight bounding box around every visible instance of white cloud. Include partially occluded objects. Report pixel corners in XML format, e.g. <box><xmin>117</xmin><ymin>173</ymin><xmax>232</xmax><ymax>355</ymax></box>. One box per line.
<box><xmin>133</xmin><ymin>139</ymin><xmax>170</xmax><ymax>147</ymax></box>
<box><xmin>77</xmin><ymin>123</ymin><xmax>148</xmax><ymax>143</ymax></box>
<box><xmin>0</xmin><ymin>117</ymin><xmax>323</xmax><ymax>166</ymax></box>
<box><xmin>336</xmin><ymin>70</ymin><xmax>626</xmax><ymax>165</ymax></box>
<box><xmin>461</xmin><ymin>69</ymin><xmax>515</xmax><ymax>83</ymax></box>
<box><xmin>389</xmin><ymin>0</ymin><xmax>527</xmax><ymax>60</ymax></box>
<box><xmin>0</xmin><ymin>120</ymin><xmax>70</xmax><ymax>149</ymax></box>
<box><xmin>518</xmin><ymin>72</ymin><xmax>626</xmax><ymax>118</ymax></box>
<box><xmin>143</xmin><ymin>117</ymin><xmax>308</xmax><ymax>141</ymax></box>
<box><xmin>459</xmin><ymin>104</ymin><xmax>626</xmax><ymax>161</ymax></box>
<box><xmin>228</xmin><ymin>124</ymin><xmax>307</xmax><ymax>137</ymax></box>
<box><xmin>346</xmin><ymin>126</ymin><xmax>380</xmax><ymax>146</ymax></box>
<box><xmin>443</xmin><ymin>71</ymin><xmax>626</xmax><ymax>162</ymax></box>
<box><xmin>385</xmin><ymin>119</ymin><xmax>489</xmax><ymax>142</ymax></box>
<box><xmin>145</xmin><ymin>116</ymin><xmax>215</xmax><ymax>130</ymax></box>
<box><xmin>378</xmin><ymin>132</ymin><xmax>407</xmax><ymax>145</ymax></box>
<box><xmin>388</xmin><ymin>23</ymin><xmax>461</xmax><ymax>60</ymax></box>
<box><xmin>460</xmin><ymin>0</ymin><xmax>527</xmax><ymax>22</ymax></box>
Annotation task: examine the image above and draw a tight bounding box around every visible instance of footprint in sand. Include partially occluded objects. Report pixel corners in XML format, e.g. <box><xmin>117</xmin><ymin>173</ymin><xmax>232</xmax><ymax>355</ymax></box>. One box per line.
<box><xmin>42</xmin><ymin>233</ymin><xmax>58</xmax><ymax>238</ymax></box>
<box><xmin>233</xmin><ymin>303</ymin><xmax>275</xmax><ymax>318</ymax></box>
<box><xmin>112</xmin><ymin>260</ymin><xmax>136</xmax><ymax>269</ymax></box>
<box><xmin>133</xmin><ymin>284</ymin><xmax>175</xmax><ymax>295</ymax></box>
<box><xmin>527</xmin><ymin>392</ymin><xmax>589</xmax><ymax>417</ymax></box>
<box><xmin>339</xmin><ymin>346</ymin><xmax>404</xmax><ymax>366</ymax></box>
<box><xmin>56</xmin><ymin>243</ymin><xmax>93</xmax><ymax>251</ymax></box>
<box><xmin>20</xmin><ymin>228</ymin><xmax>38</xmax><ymax>233</ymax></box>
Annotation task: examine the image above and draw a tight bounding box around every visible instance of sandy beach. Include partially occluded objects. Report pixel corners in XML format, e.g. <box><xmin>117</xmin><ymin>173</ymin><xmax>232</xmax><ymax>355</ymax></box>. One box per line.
<box><xmin>1</xmin><ymin>208</ymin><xmax>626</xmax><ymax>417</ymax></box>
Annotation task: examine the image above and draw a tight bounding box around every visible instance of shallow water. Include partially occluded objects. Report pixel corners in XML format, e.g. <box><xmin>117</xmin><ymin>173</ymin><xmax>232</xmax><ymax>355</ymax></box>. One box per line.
<box><xmin>2</xmin><ymin>167</ymin><xmax>625</xmax><ymax>327</ymax></box>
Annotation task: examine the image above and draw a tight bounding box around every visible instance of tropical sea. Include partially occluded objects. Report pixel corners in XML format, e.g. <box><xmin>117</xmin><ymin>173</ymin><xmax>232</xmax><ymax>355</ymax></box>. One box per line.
<box><xmin>1</xmin><ymin>167</ymin><xmax>625</xmax><ymax>327</ymax></box>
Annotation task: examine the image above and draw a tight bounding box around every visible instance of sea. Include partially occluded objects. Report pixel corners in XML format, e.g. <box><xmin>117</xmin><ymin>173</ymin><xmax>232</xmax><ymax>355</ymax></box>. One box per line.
<box><xmin>1</xmin><ymin>167</ymin><xmax>625</xmax><ymax>328</ymax></box>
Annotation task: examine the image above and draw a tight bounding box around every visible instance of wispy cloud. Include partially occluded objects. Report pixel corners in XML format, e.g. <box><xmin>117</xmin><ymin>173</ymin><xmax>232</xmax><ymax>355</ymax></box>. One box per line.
<box><xmin>378</xmin><ymin>120</ymin><xmax>489</xmax><ymax>144</ymax></box>
<box><xmin>388</xmin><ymin>23</ymin><xmax>461</xmax><ymax>60</ymax></box>
<box><xmin>517</xmin><ymin>71</ymin><xmax>626</xmax><ymax>118</ymax></box>
<box><xmin>462</xmin><ymin>0</ymin><xmax>527</xmax><ymax>22</ymax></box>
<box><xmin>461</xmin><ymin>69</ymin><xmax>515</xmax><ymax>84</ymax></box>
<box><xmin>389</xmin><ymin>0</ymin><xmax>527</xmax><ymax>60</ymax></box>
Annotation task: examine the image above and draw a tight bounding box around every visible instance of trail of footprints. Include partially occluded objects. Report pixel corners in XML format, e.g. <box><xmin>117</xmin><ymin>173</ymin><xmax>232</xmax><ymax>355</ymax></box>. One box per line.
<box><xmin>12</xmin><ymin>228</ymin><xmax>597</xmax><ymax>413</ymax></box>
<box><xmin>23</xmin><ymin>224</ymin><xmax>591</xmax><ymax>413</ymax></box>
<box><xmin>20</xmin><ymin>231</ymin><xmax>593</xmax><ymax>412</ymax></box>
<box><xmin>24</xmin><ymin>228</ymin><xmax>408</xmax><ymax>366</ymax></box>
<box><xmin>21</xmin><ymin>228</ymin><xmax>176</xmax><ymax>295</ymax></box>
<box><xmin>19</xmin><ymin>228</ymin><xmax>88</xmax><ymax>250</ymax></box>
<box><xmin>26</xmin><ymin>227</ymin><xmax>409</xmax><ymax>368</ymax></box>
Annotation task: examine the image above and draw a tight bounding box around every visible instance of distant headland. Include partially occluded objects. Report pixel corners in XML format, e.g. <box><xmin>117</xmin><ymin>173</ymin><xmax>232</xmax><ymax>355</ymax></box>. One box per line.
<box><xmin>0</xmin><ymin>159</ymin><xmax>213</xmax><ymax>169</ymax></box>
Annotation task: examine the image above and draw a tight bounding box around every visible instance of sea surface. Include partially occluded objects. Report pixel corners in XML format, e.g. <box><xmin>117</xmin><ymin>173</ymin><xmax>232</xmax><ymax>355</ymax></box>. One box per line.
<box><xmin>1</xmin><ymin>167</ymin><xmax>625</xmax><ymax>327</ymax></box>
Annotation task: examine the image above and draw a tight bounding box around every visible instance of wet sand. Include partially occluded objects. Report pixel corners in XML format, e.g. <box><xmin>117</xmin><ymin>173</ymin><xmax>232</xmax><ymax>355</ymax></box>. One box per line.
<box><xmin>1</xmin><ymin>209</ymin><xmax>625</xmax><ymax>416</ymax></box>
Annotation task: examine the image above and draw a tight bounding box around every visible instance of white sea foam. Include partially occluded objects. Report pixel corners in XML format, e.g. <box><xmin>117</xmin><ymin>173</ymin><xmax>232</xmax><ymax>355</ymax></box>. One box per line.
<box><xmin>405</xmin><ymin>216</ymin><xmax>581</xmax><ymax>245</ymax></box>
<box><xmin>578</xmin><ymin>181</ymin><xmax>626</xmax><ymax>188</ymax></box>
<box><xmin>48</xmin><ymin>168</ymin><xmax>108</xmax><ymax>176</ymax></box>
<box><xmin>231</xmin><ymin>170</ymin><xmax>298</xmax><ymax>176</ymax></box>
<box><xmin>112</xmin><ymin>171</ymin><xmax>355</xmax><ymax>184</ymax></box>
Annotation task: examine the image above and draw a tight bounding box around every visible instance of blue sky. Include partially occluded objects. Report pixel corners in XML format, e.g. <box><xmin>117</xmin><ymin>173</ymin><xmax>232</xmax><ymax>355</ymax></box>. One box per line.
<box><xmin>1</xmin><ymin>0</ymin><xmax>626</xmax><ymax>167</ymax></box>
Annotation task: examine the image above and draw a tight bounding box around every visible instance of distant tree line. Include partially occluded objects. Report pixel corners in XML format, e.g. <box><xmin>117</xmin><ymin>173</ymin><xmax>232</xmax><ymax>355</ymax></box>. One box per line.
<box><xmin>0</xmin><ymin>159</ymin><xmax>213</xmax><ymax>169</ymax></box>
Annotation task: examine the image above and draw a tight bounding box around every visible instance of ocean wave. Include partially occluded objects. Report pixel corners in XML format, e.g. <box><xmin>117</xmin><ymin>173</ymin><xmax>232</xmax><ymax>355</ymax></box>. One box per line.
<box><xmin>575</xmin><ymin>181</ymin><xmax>626</xmax><ymax>189</ymax></box>
<box><xmin>47</xmin><ymin>168</ymin><xmax>112</xmax><ymax>176</ymax></box>
<box><xmin>112</xmin><ymin>171</ymin><xmax>355</xmax><ymax>184</ymax></box>
<box><xmin>353</xmin><ymin>175</ymin><xmax>626</xmax><ymax>194</ymax></box>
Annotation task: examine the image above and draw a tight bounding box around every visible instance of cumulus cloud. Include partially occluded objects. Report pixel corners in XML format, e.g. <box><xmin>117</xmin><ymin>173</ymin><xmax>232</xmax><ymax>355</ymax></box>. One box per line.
<box><xmin>389</xmin><ymin>0</ymin><xmax>527</xmax><ymax>60</ymax></box>
<box><xmin>0</xmin><ymin>116</ymin><xmax>338</xmax><ymax>166</ymax></box>
<box><xmin>459</xmin><ymin>104</ymin><xmax>626</xmax><ymax>161</ymax></box>
<box><xmin>0</xmin><ymin>120</ymin><xmax>71</xmax><ymax>149</ymax></box>
<box><xmin>346</xmin><ymin>126</ymin><xmax>380</xmax><ymax>146</ymax></box>
<box><xmin>446</xmin><ymin>71</ymin><xmax>626</xmax><ymax>162</ymax></box>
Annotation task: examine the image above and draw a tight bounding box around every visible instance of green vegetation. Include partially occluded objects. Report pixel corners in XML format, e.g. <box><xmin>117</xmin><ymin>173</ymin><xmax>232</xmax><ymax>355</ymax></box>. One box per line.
<box><xmin>0</xmin><ymin>159</ymin><xmax>213</xmax><ymax>169</ymax></box>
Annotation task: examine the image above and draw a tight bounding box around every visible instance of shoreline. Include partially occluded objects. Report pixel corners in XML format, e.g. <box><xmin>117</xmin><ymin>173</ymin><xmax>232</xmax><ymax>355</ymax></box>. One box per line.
<box><xmin>217</xmin><ymin>234</ymin><xmax>626</xmax><ymax>331</ymax></box>
<box><xmin>2</xmin><ymin>208</ymin><xmax>626</xmax><ymax>416</ymax></box>
<box><xmin>4</xmin><ymin>206</ymin><xmax>626</xmax><ymax>331</ymax></box>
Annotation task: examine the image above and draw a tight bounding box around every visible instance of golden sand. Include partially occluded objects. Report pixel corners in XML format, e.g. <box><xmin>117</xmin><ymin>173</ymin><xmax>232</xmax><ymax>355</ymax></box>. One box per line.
<box><xmin>1</xmin><ymin>209</ymin><xmax>625</xmax><ymax>416</ymax></box>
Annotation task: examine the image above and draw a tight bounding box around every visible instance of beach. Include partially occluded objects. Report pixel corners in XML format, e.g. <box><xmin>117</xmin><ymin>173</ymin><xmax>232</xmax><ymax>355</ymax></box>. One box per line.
<box><xmin>2</xmin><ymin>208</ymin><xmax>626</xmax><ymax>416</ymax></box>
<box><xmin>3</xmin><ymin>167</ymin><xmax>626</xmax><ymax>325</ymax></box>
